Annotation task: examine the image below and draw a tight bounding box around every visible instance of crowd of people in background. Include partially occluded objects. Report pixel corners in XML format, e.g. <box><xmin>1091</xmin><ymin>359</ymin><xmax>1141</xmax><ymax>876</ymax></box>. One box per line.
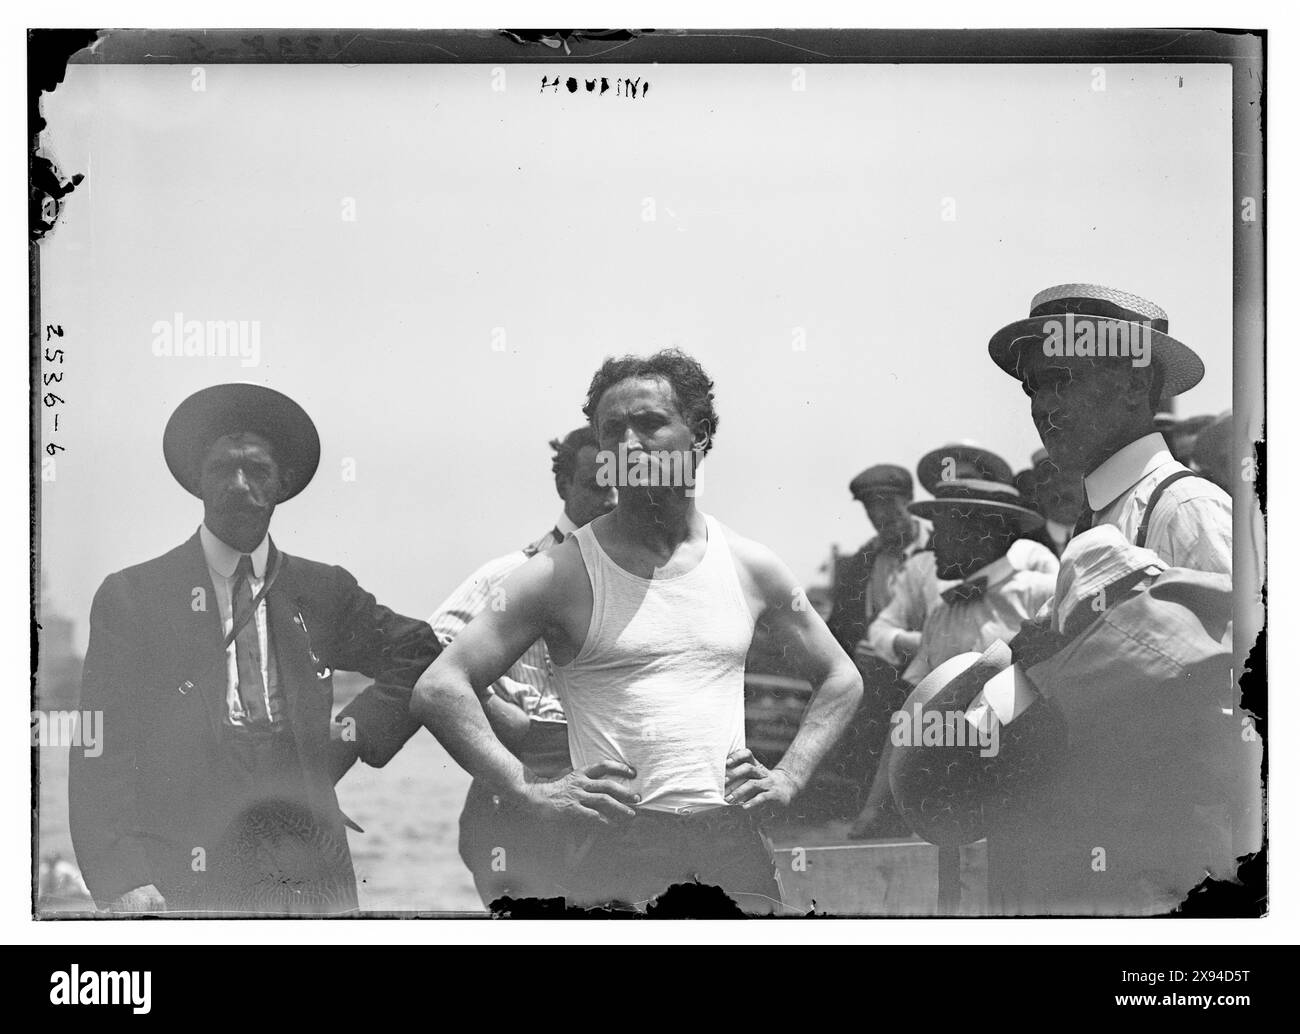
<box><xmin>828</xmin><ymin>406</ymin><xmax>1234</xmax><ymax>841</ymax></box>
<box><xmin>66</xmin><ymin>282</ymin><xmax>1248</xmax><ymax>917</ymax></box>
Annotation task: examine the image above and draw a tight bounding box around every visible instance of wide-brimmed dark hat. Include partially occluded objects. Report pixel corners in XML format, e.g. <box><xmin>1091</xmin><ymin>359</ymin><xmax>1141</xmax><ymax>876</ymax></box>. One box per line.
<box><xmin>909</xmin><ymin>478</ymin><xmax>1044</xmax><ymax>531</ymax></box>
<box><xmin>850</xmin><ymin>463</ymin><xmax>912</xmax><ymax>501</ymax></box>
<box><xmin>988</xmin><ymin>284</ymin><xmax>1205</xmax><ymax>397</ymax></box>
<box><xmin>163</xmin><ymin>383</ymin><xmax>320</xmax><ymax>500</ymax></box>
<box><xmin>916</xmin><ymin>442</ymin><xmax>1012</xmax><ymax>494</ymax></box>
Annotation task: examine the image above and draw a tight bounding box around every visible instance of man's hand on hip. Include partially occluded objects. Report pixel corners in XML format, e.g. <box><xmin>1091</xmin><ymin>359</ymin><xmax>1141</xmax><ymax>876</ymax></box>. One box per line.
<box><xmin>724</xmin><ymin>749</ymin><xmax>799</xmax><ymax>811</ymax></box>
<box><xmin>521</xmin><ymin>760</ymin><xmax>639</xmax><ymax>825</ymax></box>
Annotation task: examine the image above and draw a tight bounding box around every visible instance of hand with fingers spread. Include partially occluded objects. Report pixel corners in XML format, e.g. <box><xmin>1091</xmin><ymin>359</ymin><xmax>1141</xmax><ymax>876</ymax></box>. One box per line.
<box><xmin>724</xmin><ymin>749</ymin><xmax>799</xmax><ymax>811</ymax></box>
<box><xmin>521</xmin><ymin>760</ymin><xmax>640</xmax><ymax>826</ymax></box>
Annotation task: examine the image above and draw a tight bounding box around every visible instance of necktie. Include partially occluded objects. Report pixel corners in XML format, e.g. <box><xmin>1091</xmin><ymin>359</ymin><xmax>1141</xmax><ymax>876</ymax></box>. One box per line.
<box><xmin>232</xmin><ymin>554</ymin><xmax>269</xmax><ymax>725</ymax></box>
<box><xmin>941</xmin><ymin>576</ymin><xmax>988</xmax><ymax>605</ymax></box>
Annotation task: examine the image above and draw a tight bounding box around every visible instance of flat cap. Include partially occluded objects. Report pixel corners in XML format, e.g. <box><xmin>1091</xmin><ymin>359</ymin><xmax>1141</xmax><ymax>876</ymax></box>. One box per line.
<box><xmin>850</xmin><ymin>464</ymin><xmax>913</xmax><ymax>501</ymax></box>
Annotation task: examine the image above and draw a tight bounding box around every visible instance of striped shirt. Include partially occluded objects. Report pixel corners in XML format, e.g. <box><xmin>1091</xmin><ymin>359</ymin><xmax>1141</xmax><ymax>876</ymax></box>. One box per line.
<box><xmin>1084</xmin><ymin>433</ymin><xmax>1232</xmax><ymax>575</ymax></box>
<box><xmin>428</xmin><ymin>514</ymin><xmax>574</xmax><ymax>721</ymax></box>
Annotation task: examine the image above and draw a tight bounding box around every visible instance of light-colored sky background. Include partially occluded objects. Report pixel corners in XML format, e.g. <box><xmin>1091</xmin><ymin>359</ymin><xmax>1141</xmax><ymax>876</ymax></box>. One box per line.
<box><xmin>39</xmin><ymin>61</ymin><xmax>1232</xmax><ymax>651</ymax></box>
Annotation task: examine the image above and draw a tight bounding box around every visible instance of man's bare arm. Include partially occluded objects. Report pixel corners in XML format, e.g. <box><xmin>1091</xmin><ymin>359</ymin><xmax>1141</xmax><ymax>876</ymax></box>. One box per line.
<box><xmin>725</xmin><ymin>535</ymin><xmax>863</xmax><ymax>808</ymax></box>
<box><xmin>410</xmin><ymin>550</ymin><xmax>638</xmax><ymax>824</ymax></box>
<box><xmin>481</xmin><ymin>693</ymin><xmax>533</xmax><ymax>751</ymax></box>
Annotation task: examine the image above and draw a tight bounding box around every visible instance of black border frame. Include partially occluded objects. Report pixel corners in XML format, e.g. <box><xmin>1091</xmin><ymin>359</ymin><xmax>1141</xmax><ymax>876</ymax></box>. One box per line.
<box><xmin>28</xmin><ymin>26</ymin><xmax>1266</xmax><ymax>920</ymax></box>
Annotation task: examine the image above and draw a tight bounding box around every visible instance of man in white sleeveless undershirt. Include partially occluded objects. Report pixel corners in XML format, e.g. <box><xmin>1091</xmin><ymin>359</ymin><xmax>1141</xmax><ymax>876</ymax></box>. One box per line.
<box><xmin>412</xmin><ymin>349</ymin><xmax>862</xmax><ymax>914</ymax></box>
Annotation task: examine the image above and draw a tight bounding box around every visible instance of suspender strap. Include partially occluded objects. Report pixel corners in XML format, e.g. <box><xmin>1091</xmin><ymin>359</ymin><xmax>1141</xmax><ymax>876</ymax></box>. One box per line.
<box><xmin>179</xmin><ymin>549</ymin><xmax>285</xmax><ymax>695</ymax></box>
<box><xmin>222</xmin><ymin>547</ymin><xmax>283</xmax><ymax>650</ymax></box>
<box><xmin>1134</xmin><ymin>470</ymin><xmax>1199</xmax><ymax>549</ymax></box>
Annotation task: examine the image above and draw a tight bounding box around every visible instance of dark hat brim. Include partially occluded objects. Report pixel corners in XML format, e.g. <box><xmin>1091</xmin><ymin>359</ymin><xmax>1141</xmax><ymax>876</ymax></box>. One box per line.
<box><xmin>853</xmin><ymin>484</ymin><xmax>911</xmax><ymax>502</ymax></box>
<box><xmin>988</xmin><ymin>314</ymin><xmax>1205</xmax><ymax>396</ymax></box>
<box><xmin>163</xmin><ymin>383</ymin><xmax>320</xmax><ymax>501</ymax></box>
<box><xmin>916</xmin><ymin>445</ymin><xmax>1013</xmax><ymax>494</ymax></box>
<box><xmin>908</xmin><ymin>496</ymin><xmax>1044</xmax><ymax>531</ymax></box>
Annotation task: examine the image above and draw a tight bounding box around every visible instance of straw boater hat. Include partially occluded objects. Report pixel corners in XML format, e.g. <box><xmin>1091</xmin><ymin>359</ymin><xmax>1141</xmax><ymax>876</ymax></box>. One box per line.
<box><xmin>888</xmin><ymin>642</ymin><xmax>1012</xmax><ymax>847</ymax></box>
<box><xmin>916</xmin><ymin>442</ymin><xmax>1013</xmax><ymax>495</ymax></box>
<box><xmin>988</xmin><ymin>284</ymin><xmax>1205</xmax><ymax>397</ymax></box>
<box><xmin>888</xmin><ymin>640</ymin><xmax>1068</xmax><ymax>847</ymax></box>
<box><xmin>908</xmin><ymin>478</ymin><xmax>1044</xmax><ymax>532</ymax></box>
<box><xmin>163</xmin><ymin>383</ymin><xmax>321</xmax><ymax>501</ymax></box>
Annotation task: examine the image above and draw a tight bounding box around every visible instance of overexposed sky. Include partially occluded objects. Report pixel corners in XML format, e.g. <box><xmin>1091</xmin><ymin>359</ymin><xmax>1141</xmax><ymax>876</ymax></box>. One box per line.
<box><xmin>38</xmin><ymin>61</ymin><xmax>1233</xmax><ymax>650</ymax></box>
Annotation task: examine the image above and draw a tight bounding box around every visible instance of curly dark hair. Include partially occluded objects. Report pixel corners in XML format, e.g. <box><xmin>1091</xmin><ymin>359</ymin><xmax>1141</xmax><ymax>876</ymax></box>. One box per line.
<box><xmin>549</xmin><ymin>425</ymin><xmax>599</xmax><ymax>487</ymax></box>
<box><xmin>581</xmin><ymin>348</ymin><xmax>719</xmax><ymax>458</ymax></box>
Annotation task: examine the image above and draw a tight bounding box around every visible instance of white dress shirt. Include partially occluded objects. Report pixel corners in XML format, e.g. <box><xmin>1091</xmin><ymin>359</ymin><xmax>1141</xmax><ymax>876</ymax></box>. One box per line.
<box><xmin>1085</xmin><ymin>432</ymin><xmax>1232</xmax><ymax>575</ymax></box>
<box><xmin>199</xmin><ymin>523</ymin><xmax>276</xmax><ymax>725</ymax></box>
<box><xmin>903</xmin><ymin>539</ymin><xmax>1059</xmax><ymax>685</ymax></box>
<box><xmin>863</xmin><ymin>518</ymin><xmax>932</xmax><ymax>626</ymax></box>
<box><xmin>428</xmin><ymin>512</ymin><xmax>575</xmax><ymax>722</ymax></box>
<box><xmin>865</xmin><ymin>550</ymin><xmax>952</xmax><ymax>666</ymax></box>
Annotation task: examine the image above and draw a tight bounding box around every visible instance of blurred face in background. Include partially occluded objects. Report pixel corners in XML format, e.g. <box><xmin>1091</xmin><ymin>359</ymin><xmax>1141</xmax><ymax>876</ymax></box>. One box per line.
<box><xmin>561</xmin><ymin>444</ymin><xmax>618</xmax><ymax>527</ymax></box>
<box><xmin>929</xmin><ymin>509</ymin><xmax>1019</xmax><ymax>581</ymax></box>
<box><xmin>1035</xmin><ymin>466</ymin><xmax>1087</xmax><ymax>525</ymax></box>
<box><xmin>862</xmin><ymin>491</ymin><xmax>913</xmax><ymax>545</ymax></box>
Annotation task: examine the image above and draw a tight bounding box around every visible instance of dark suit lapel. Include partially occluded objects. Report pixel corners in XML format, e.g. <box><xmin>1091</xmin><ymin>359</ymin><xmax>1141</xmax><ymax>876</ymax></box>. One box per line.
<box><xmin>161</xmin><ymin>530</ymin><xmax>228</xmax><ymax>738</ymax></box>
<box><xmin>264</xmin><ymin>548</ymin><xmax>324</xmax><ymax>745</ymax></box>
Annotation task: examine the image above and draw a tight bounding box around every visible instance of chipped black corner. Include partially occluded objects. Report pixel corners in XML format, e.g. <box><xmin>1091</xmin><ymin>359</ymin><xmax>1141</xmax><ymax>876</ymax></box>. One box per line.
<box><xmin>1169</xmin><ymin>852</ymin><xmax>1266</xmax><ymax>919</ymax></box>
<box><xmin>29</xmin><ymin>29</ymin><xmax>98</xmax><ymax>243</ymax></box>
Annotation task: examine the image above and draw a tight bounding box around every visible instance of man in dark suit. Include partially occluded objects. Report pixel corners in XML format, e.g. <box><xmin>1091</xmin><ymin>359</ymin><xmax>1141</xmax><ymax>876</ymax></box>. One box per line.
<box><xmin>69</xmin><ymin>383</ymin><xmax>439</xmax><ymax>915</ymax></box>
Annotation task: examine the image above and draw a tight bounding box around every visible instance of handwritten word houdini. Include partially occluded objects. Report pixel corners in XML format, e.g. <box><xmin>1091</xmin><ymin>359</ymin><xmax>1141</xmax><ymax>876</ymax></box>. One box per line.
<box><xmin>541</xmin><ymin>76</ymin><xmax>650</xmax><ymax>98</ymax></box>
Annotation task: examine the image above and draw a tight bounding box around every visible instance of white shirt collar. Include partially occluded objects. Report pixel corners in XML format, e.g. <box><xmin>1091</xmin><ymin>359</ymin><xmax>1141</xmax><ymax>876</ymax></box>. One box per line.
<box><xmin>1046</xmin><ymin>519</ymin><xmax>1071</xmax><ymax>547</ymax></box>
<box><xmin>907</xmin><ymin>517</ymin><xmax>932</xmax><ymax>554</ymax></box>
<box><xmin>555</xmin><ymin>510</ymin><xmax>578</xmax><ymax>537</ymax></box>
<box><xmin>200</xmin><ymin>523</ymin><xmax>270</xmax><ymax>579</ymax></box>
<box><xmin>1084</xmin><ymin>432</ymin><xmax>1173</xmax><ymax>512</ymax></box>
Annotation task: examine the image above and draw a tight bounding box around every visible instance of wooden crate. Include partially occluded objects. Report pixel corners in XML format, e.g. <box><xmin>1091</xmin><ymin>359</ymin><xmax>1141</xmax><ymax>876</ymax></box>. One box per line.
<box><xmin>767</xmin><ymin>825</ymin><xmax>988</xmax><ymax>916</ymax></box>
